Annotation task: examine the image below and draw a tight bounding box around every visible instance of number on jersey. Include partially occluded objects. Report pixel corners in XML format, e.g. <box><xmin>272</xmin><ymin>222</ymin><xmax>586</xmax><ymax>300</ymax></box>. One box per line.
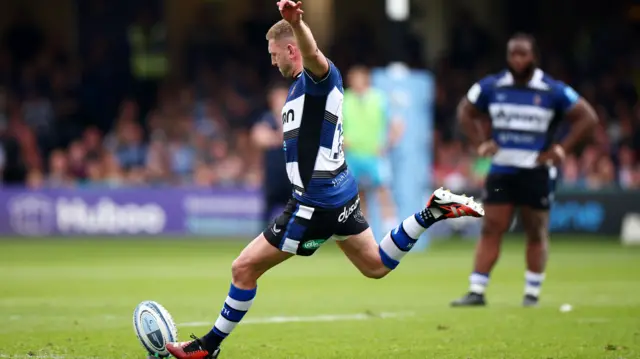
<box><xmin>332</xmin><ymin>123</ymin><xmax>344</xmax><ymax>160</ymax></box>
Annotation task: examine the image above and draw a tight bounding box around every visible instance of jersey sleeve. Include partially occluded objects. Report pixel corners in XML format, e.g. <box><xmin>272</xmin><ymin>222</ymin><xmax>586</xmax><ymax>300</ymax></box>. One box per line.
<box><xmin>465</xmin><ymin>77</ymin><xmax>494</xmax><ymax>113</ymax></box>
<box><xmin>303</xmin><ymin>59</ymin><xmax>342</xmax><ymax>96</ymax></box>
<box><xmin>554</xmin><ymin>82</ymin><xmax>580</xmax><ymax>113</ymax></box>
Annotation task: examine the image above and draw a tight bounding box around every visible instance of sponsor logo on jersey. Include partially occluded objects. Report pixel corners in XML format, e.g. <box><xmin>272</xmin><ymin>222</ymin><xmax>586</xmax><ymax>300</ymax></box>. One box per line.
<box><xmin>489</xmin><ymin>103</ymin><xmax>554</xmax><ymax>133</ymax></box>
<box><xmin>302</xmin><ymin>239</ymin><xmax>326</xmax><ymax>250</ymax></box>
<box><xmin>338</xmin><ymin>197</ymin><xmax>360</xmax><ymax>223</ymax></box>
<box><xmin>497</xmin><ymin>131</ymin><xmax>538</xmax><ymax>145</ymax></box>
<box><xmin>331</xmin><ymin>170</ymin><xmax>349</xmax><ymax>187</ymax></box>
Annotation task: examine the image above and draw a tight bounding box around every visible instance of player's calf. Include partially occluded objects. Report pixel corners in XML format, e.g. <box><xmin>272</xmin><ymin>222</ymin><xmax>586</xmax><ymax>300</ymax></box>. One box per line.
<box><xmin>339</xmin><ymin>188</ymin><xmax>483</xmax><ymax>278</ymax></box>
<box><xmin>522</xmin><ymin>207</ymin><xmax>550</xmax><ymax>306</ymax></box>
<box><xmin>378</xmin><ymin>188</ymin><xmax>484</xmax><ymax>270</ymax></box>
<box><xmin>166</xmin><ymin>235</ymin><xmax>291</xmax><ymax>358</ymax></box>
<box><xmin>451</xmin><ymin>203</ymin><xmax>513</xmax><ymax>307</ymax></box>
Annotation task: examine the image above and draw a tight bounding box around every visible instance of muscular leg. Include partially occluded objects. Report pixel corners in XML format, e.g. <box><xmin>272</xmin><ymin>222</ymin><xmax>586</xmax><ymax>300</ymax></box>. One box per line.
<box><xmin>474</xmin><ymin>204</ymin><xmax>515</xmax><ymax>274</ymax></box>
<box><xmin>337</xmin><ymin>188</ymin><xmax>484</xmax><ymax>279</ymax></box>
<box><xmin>167</xmin><ymin>234</ymin><xmax>292</xmax><ymax>358</ymax></box>
<box><xmin>231</xmin><ymin>234</ymin><xmax>293</xmax><ymax>288</ymax></box>
<box><xmin>520</xmin><ymin>206</ymin><xmax>550</xmax><ymax>305</ymax></box>
<box><xmin>451</xmin><ymin>203</ymin><xmax>515</xmax><ymax>306</ymax></box>
<box><xmin>337</xmin><ymin>228</ymin><xmax>391</xmax><ymax>279</ymax></box>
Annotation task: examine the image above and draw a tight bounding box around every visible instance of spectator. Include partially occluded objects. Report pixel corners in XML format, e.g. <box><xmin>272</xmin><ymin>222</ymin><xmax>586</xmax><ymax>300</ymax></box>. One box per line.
<box><xmin>46</xmin><ymin>149</ymin><xmax>73</xmax><ymax>187</ymax></box>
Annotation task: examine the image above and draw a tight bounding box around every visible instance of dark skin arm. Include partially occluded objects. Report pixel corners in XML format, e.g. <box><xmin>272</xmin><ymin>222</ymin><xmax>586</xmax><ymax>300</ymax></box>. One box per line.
<box><xmin>536</xmin><ymin>98</ymin><xmax>598</xmax><ymax>165</ymax></box>
<box><xmin>457</xmin><ymin>97</ymin><xmax>497</xmax><ymax>156</ymax></box>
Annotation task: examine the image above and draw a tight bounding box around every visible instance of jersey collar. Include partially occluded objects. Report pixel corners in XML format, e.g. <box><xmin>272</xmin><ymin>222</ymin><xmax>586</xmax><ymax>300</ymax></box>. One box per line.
<box><xmin>497</xmin><ymin>68</ymin><xmax>548</xmax><ymax>90</ymax></box>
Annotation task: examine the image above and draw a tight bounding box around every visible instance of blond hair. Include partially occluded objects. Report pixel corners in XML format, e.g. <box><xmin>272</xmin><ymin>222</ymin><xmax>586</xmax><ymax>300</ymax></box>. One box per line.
<box><xmin>266</xmin><ymin>20</ymin><xmax>294</xmax><ymax>41</ymax></box>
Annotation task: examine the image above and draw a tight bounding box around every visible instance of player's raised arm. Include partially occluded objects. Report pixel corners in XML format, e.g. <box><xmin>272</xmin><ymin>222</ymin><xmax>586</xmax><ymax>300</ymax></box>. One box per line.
<box><xmin>278</xmin><ymin>1</ymin><xmax>330</xmax><ymax>79</ymax></box>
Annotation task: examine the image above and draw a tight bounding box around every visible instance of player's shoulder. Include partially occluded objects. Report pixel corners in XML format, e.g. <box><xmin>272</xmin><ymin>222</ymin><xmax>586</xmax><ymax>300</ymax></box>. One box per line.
<box><xmin>536</xmin><ymin>70</ymin><xmax>565</xmax><ymax>89</ymax></box>
<box><xmin>302</xmin><ymin>58</ymin><xmax>343</xmax><ymax>95</ymax></box>
<box><xmin>303</xmin><ymin>58</ymin><xmax>341</xmax><ymax>82</ymax></box>
<box><xmin>466</xmin><ymin>71</ymin><xmax>504</xmax><ymax>104</ymax></box>
<box><xmin>475</xmin><ymin>70</ymin><xmax>509</xmax><ymax>88</ymax></box>
<box><xmin>538</xmin><ymin>70</ymin><xmax>580</xmax><ymax>101</ymax></box>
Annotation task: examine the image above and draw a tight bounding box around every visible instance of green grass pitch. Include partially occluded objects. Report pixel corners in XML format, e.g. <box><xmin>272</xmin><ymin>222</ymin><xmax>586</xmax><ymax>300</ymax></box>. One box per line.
<box><xmin>1</xmin><ymin>236</ymin><xmax>639</xmax><ymax>359</ymax></box>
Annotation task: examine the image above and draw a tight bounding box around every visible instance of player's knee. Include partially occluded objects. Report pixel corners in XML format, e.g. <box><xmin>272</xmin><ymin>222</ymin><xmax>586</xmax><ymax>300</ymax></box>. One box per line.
<box><xmin>481</xmin><ymin>217</ymin><xmax>509</xmax><ymax>238</ymax></box>
<box><xmin>363</xmin><ymin>266</ymin><xmax>389</xmax><ymax>279</ymax></box>
<box><xmin>360</xmin><ymin>260</ymin><xmax>391</xmax><ymax>279</ymax></box>
<box><xmin>526</xmin><ymin>228</ymin><xmax>548</xmax><ymax>244</ymax></box>
<box><xmin>523</xmin><ymin>216</ymin><xmax>548</xmax><ymax>244</ymax></box>
<box><xmin>231</xmin><ymin>256</ymin><xmax>259</xmax><ymax>286</ymax></box>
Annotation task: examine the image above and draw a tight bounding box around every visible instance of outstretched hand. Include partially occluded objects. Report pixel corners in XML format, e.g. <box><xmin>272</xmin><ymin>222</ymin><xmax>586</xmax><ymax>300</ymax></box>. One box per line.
<box><xmin>277</xmin><ymin>1</ymin><xmax>304</xmax><ymax>25</ymax></box>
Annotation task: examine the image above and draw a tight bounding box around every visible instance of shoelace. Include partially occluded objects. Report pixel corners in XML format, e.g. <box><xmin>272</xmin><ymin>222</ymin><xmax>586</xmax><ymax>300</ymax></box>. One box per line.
<box><xmin>183</xmin><ymin>334</ymin><xmax>207</xmax><ymax>354</ymax></box>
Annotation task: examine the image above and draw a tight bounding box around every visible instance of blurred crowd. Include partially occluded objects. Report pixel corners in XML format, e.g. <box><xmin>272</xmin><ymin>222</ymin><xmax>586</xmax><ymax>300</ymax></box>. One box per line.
<box><xmin>0</xmin><ymin>6</ymin><xmax>638</xmax><ymax>192</ymax></box>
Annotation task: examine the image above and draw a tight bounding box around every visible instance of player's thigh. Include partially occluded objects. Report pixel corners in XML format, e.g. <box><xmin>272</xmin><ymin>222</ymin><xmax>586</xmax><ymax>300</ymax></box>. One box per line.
<box><xmin>481</xmin><ymin>204</ymin><xmax>516</xmax><ymax>239</ymax></box>
<box><xmin>482</xmin><ymin>173</ymin><xmax>517</xmax><ymax>237</ymax></box>
<box><xmin>519</xmin><ymin>207</ymin><xmax>549</xmax><ymax>242</ymax></box>
<box><xmin>333</xmin><ymin>197</ymin><xmax>385</xmax><ymax>274</ymax></box>
<box><xmin>519</xmin><ymin>207</ymin><xmax>549</xmax><ymax>241</ymax></box>
<box><xmin>335</xmin><ymin>227</ymin><xmax>382</xmax><ymax>272</ymax></box>
<box><xmin>233</xmin><ymin>233</ymin><xmax>293</xmax><ymax>277</ymax></box>
<box><xmin>516</xmin><ymin>167</ymin><xmax>554</xmax><ymax>242</ymax></box>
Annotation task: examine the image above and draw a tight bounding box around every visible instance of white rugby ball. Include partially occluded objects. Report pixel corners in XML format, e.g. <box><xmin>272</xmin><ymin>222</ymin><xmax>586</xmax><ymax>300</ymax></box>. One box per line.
<box><xmin>133</xmin><ymin>301</ymin><xmax>178</xmax><ymax>357</ymax></box>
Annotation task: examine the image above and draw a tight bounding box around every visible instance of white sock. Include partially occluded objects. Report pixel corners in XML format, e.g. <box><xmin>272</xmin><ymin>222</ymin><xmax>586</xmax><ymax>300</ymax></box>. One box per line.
<box><xmin>524</xmin><ymin>271</ymin><xmax>545</xmax><ymax>297</ymax></box>
<box><xmin>469</xmin><ymin>272</ymin><xmax>490</xmax><ymax>294</ymax></box>
<box><xmin>378</xmin><ymin>213</ymin><xmax>429</xmax><ymax>269</ymax></box>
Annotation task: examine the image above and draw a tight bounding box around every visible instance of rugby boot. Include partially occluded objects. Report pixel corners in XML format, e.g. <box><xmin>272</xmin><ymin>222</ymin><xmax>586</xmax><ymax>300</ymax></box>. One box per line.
<box><xmin>166</xmin><ymin>334</ymin><xmax>221</xmax><ymax>359</ymax></box>
<box><xmin>427</xmin><ymin>187</ymin><xmax>485</xmax><ymax>218</ymax></box>
<box><xmin>522</xmin><ymin>294</ymin><xmax>539</xmax><ymax>307</ymax></box>
<box><xmin>450</xmin><ymin>292</ymin><xmax>487</xmax><ymax>307</ymax></box>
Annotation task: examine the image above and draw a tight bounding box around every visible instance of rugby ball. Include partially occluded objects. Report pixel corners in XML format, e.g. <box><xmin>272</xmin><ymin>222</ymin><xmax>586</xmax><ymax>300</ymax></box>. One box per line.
<box><xmin>133</xmin><ymin>301</ymin><xmax>178</xmax><ymax>357</ymax></box>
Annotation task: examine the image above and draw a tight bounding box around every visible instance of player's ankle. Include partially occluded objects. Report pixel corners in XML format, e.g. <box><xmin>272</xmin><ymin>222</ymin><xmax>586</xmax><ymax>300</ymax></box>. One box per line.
<box><xmin>469</xmin><ymin>272</ymin><xmax>489</xmax><ymax>294</ymax></box>
<box><xmin>200</xmin><ymin>333</ymin><xmax>222</xmax><ymax>353</ymax></box>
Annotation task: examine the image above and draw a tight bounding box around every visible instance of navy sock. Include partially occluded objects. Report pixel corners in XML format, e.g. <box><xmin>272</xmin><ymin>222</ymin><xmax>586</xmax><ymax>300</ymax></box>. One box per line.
<box><xmin>378</xmin><ymin>208</ymin><xmax>442</xmax><ymax>270</ymax></box>
<box><xmin>201</xmin><ymin>283</ymin><xmax>256</xmax><ymax>351</ymax></box>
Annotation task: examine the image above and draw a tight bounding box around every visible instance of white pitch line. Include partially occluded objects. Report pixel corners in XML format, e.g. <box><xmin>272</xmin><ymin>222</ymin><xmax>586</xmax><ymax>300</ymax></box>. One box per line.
<box><xmin>179</xmin><ymin>311</ymin><xmax>413</xmax><ymax>328</ymax></box>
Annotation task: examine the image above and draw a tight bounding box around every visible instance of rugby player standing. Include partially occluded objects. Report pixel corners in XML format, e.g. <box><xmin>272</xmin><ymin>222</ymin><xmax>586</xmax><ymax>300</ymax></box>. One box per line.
<box><xmin>451</xmin><ymin>33</ymin><xmax>598</xmax><ymax>308</ymax></box>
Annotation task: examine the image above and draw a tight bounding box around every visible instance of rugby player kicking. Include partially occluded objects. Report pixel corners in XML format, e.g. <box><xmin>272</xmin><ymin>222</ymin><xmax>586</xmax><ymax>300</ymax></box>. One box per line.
<box><xmin>167</xmin><ymin>2</ymin><xmax>483</xmax><ymax>358</ymax></box>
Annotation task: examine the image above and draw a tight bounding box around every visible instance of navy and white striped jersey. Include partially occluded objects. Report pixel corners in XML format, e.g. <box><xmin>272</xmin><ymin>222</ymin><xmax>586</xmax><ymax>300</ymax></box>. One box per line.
<box><xmin>281</xmin><ymin>60</ymin><xmax>358</xmax><ymax>208</ymax></box>
<box><xmin>466</xmin><ymin>68</ymin><xmax>580</xmax><ymax>174</ymax></box>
